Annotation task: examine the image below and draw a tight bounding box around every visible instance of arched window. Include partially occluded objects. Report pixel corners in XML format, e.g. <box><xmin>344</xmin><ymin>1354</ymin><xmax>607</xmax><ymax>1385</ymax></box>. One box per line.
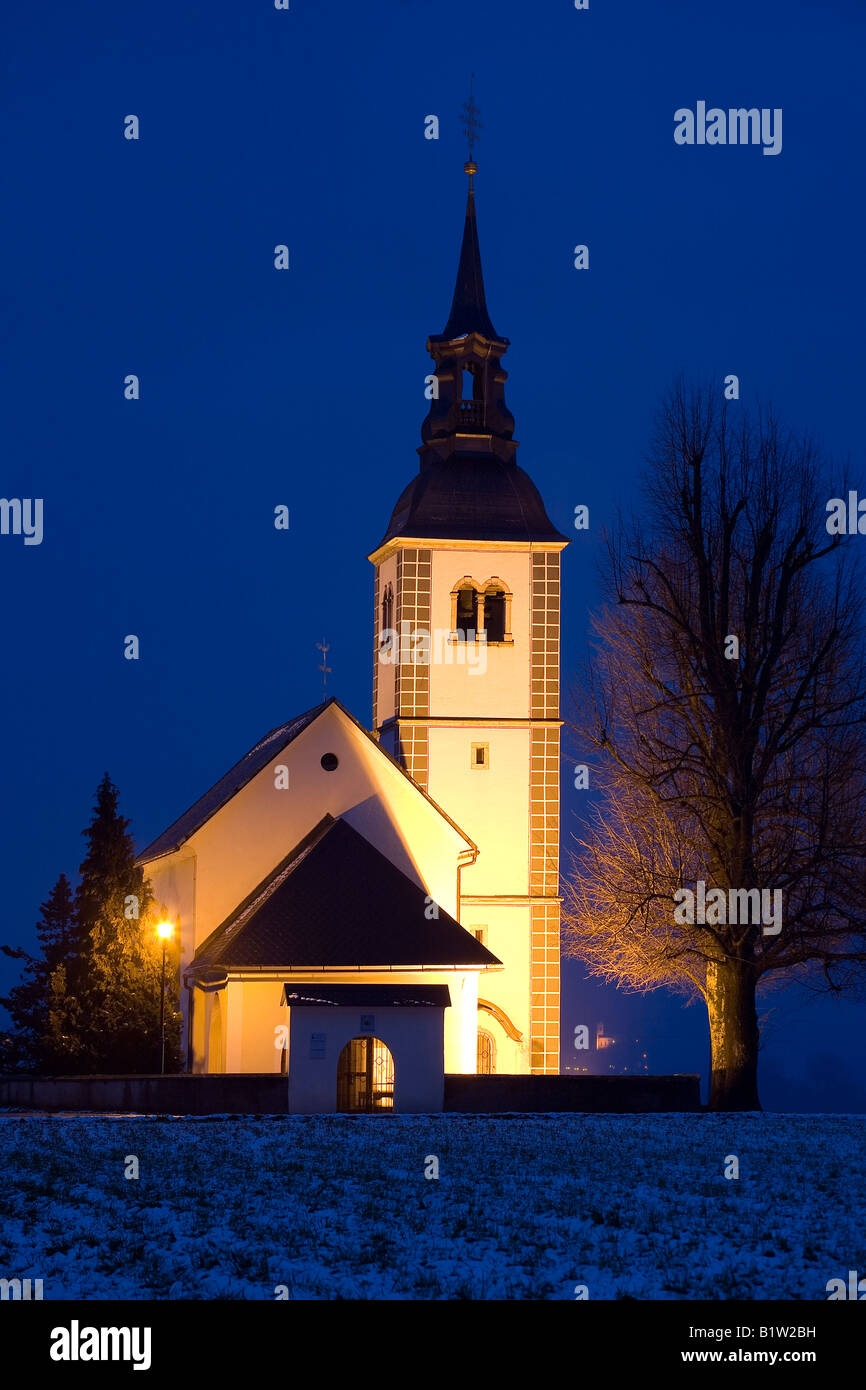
<box><xmin>461</xmin><ymin>368</ymin><xmax>474</xmax><ymax>402</ymax></box>
<box><xmin>454</xmin><ymin>584</ymin><xmax>478</xmax><ymax>640</ymax></box>
<box><xmin>483</xmin><ymin>590</ymin><xmax>506</xmax><ymax>642</ymax></box>
<box><xmin>336</xmin><ymin>1036</ymin><xmax>395</xmax><ymax>1113</ymax></box>
<box><xmin>477</xmin><ymin>1029</ymin><xmax>496</xmax><ymax>1075</ymax></box>
<box><xmin>480</xmin><ymin>578</ymin><xmax>513</xmax><ymax>644</ymax></box>
<box><xmin>451</xmin><ymin>577</ymin><xmax>508</xmax><ymax>644</ymax></box>
<box><xmin>381</xmin><ymin>582</ymin><xmax>394</xmax><ymax>636</ymax></box>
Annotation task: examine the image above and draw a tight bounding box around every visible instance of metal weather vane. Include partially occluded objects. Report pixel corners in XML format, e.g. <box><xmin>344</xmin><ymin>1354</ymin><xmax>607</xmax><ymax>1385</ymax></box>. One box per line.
<box><xmin>316</xmin><ymin>639</ymin><xmax>331</xmax><ymax>697</ymax></box>
<box><xmin>461</xmin><ymin>74</ymin><xmax>482</xmax><ymax>166</ymax></box>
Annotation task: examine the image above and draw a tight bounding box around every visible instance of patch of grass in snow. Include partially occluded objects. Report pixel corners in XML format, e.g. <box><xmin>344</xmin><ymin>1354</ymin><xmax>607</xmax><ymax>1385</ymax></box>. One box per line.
<box><xmin>0</xmin><ymin>1113</ymin><xmax>863</xmax><ymax>1299</ymax></box>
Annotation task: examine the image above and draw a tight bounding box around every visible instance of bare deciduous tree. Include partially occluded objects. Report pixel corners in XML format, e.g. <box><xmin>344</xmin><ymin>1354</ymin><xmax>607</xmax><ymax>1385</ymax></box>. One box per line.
<box><xmin>563</xmin><ymin>382</ymin><xmax>866</xmax><ymax>1110</ymax></box>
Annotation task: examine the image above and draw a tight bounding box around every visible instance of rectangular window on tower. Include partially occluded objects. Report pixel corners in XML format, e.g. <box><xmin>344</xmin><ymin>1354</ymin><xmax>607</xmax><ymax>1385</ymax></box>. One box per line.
<box><xmin>471</xmin><ymin>743</ymin><xmax>489</xmax><ymax>769</ymax></box>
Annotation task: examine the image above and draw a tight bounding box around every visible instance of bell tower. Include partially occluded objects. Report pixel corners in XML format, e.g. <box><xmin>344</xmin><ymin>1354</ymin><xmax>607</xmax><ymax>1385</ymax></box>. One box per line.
<box><xmin>421</xmin><ymin>159</ymin><xmax>516</xmax><ymax>459</ymax></box>
<box><xmin>368</xmin><ymin>150</ymin><xmax>568</xmax><ymax>1076</ymax></box>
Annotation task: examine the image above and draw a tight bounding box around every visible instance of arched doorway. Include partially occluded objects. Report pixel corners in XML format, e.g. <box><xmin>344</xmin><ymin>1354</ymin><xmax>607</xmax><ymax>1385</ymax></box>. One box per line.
<box><xmin>336</xmin><ymin>1036</ymin><xmax>395</xmax><ymax>1113</ymax></box>
<box><xmin>477</xmin><ymin>1028</ymin><xmax>496</xmax><ymax>1075</ymax></box>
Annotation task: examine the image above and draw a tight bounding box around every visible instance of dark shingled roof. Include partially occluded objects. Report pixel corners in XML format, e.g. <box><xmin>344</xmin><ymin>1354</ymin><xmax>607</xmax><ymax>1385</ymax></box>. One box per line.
<box><xmin>281</xmin><ymin>984</ymin><xmax>451</xmax><ymax>1008</ymax></box>
<box><xmin>431</xmin><ymin>180</ymin><xmax>500</xmax><ymax>343</ymax></box>
<box><xmin>377</xmin><ymin>452</ymin><xmax>569</xmax><ymax>546</ymax></box>
<box><xmin>139</xmin><ymin>701</ymin><xmax>327</xmax><ymax>862</ymax></box>
<box><xmin>193</xmin><ymin>815</ymin><xmax>500</xmax><ymax>970</ymax></box>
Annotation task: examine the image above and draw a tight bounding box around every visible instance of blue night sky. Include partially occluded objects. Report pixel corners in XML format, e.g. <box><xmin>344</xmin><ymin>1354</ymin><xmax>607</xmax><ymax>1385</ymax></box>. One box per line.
<box><xmin>2</xmin><ymin>0</ymin><xmax>864</xmax><ymax>1107</ymax></box>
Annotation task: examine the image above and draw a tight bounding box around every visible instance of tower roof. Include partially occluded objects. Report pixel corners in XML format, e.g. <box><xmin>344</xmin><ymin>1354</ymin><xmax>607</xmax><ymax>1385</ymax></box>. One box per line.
<box><xmin>432</xmin><ymin>169</ymin><xmax>501</xmax><ymax>344</ymax></box>
<box><xmin>375</xmin><ymin>453</ymin><xmax>569</xmax><ymax>546</ymax></box>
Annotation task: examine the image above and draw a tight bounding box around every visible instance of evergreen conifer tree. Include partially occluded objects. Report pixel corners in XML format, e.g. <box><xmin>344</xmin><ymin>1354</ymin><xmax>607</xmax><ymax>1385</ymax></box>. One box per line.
<box><xmin>0</xmin><ymin>873</ymin><xmax>80</xmax><ymax>1070</ymax></box>
<box><xmin>1</xmin><ymin>775</ymin><xmax>181</xmax><ymax>1074</ymax></box>
<box><xmin>75</xmin><ymin>773</ymin><xmax>181</xmax><ymax>1072</ymax></box>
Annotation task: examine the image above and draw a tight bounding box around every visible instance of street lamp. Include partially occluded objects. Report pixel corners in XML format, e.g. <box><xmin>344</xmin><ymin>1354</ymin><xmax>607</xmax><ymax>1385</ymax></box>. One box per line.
<box><xmin>156</xmin><ymin>921</ymin><xmax>174</xmax><ymax>1074</ymax></box>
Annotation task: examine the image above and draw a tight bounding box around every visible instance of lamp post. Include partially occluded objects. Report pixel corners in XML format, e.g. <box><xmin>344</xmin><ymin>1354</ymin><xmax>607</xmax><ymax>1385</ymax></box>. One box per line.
<box><xmin>156</xmin><ymin>921</ymin><xmax>174</xmax><ymax>1074</ymax></box>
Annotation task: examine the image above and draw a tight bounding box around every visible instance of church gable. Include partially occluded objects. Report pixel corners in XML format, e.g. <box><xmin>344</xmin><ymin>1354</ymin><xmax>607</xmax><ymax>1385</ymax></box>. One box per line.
<box><xmin>141</xmin><ymin>697</ymin><xmax>477</xmax><ymax>953</ymax></box>
<box><xmin>193</xmin><ymin>815</ymin><xmax>499</xmax><ymax>971</ymax></box>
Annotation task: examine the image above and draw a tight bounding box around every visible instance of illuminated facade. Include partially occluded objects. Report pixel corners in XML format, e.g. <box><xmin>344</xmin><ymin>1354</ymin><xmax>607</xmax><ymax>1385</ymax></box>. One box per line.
<box><xmin>139</xmin><ymin>161</ymin><xmax>566</xmax><ymax>1105</ymax></box>
<box><xmin>370</xmin><ymin>158</ymin><xmax>568</xmax><ymax>1074</ymax></box>
<box><xmin>140</xmin><ymin>698</ymin><xmax>496</xmax><ymax>1097</ymax></box>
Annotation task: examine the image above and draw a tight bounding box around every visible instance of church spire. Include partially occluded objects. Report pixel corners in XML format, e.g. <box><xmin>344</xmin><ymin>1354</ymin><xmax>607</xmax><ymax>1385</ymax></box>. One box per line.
<box><xmin>372</xmin><ymin>87</ymin><xmax>569</xmax><ymax>548</ymax></box>
<box><xmin>414</xmin><ymin>82</ymin><xmax>528</xmax><ymax>467</ymax></box>
<box><xmin>434</xmin><ymin>78</ymin><xmax>500</xmax><ymax>344</ymax></box>
<box><xmin>437</xmin><ymin>163</ymin><xmax>500</xmax><ymax>342</ymax></box>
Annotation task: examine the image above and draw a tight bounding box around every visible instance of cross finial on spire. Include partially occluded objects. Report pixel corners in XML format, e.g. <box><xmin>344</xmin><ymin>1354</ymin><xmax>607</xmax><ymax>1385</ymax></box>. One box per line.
<box><xmin>434</xmin><ymin>75</ymin><xmax>499</xmax><ymax>343</ymax></box>
<box><xmin>461</xmin><ymin>74</ymin><xmax>481</xmax><ymax>173</ymax></box>
<box><xmin>316</xmin><ymin>639</ymin><xmax>331</xmax><ymax>697</ymax></box>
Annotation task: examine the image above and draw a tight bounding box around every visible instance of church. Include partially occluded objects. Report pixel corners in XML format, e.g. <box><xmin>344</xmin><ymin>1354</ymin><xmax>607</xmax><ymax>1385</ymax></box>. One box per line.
<box><xmin>139</xmin><ymin>155</ymin><xmax>569</xmax><ymax>1113</ymax></box>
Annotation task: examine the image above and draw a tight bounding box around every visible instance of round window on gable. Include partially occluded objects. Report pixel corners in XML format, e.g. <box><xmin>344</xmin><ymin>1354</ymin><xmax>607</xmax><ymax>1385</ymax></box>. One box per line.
<box><xmin>321</xmin><ymin>752</ymin><xmax>339</xmax><ymax>771</ymax></box>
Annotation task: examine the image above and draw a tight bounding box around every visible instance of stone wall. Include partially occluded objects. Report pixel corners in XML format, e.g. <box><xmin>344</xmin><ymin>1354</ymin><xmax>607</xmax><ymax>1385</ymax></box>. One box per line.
<box><xmin>0</xmin><ymin>1072</ymin><xmax>701</xmax><ymax>1114</ymax></box>
<box><xmin>0</xmin><ymin>1074</ymin><xmax>287</xmax><ymax>1114</ymax></box>
<box><xmin>444</xmin><ymin>1073</ymin><xmax>701</xmax><ymax>1113</ymax></box>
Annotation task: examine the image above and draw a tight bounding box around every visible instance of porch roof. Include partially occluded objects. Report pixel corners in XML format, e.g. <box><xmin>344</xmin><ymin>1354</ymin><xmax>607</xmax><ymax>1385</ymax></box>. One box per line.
<box><xmin>193</xmin><ymin>815</ymin><xmax>500</xmax><ymax>971</ymax></box>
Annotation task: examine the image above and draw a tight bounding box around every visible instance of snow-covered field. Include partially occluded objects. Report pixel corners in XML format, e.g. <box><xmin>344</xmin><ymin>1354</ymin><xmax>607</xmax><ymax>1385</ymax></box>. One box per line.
<box><xmin>0</xmin><ymin>1113</ymin><xmax>861</xmax><ymax>1299</ymax></box>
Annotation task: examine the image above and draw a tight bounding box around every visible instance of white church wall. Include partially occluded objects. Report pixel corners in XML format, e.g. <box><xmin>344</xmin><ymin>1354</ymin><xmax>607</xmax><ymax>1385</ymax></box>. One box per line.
<box><xmin>463</xmin><ymin>902</ymin><xmax>532</xmax><ymax>1073</ymax></box>
<box><xmin>201</xmin><ymin>990</ymin><xmax>226</xmax><ymax>1074</ymax></box>
<box><xmin>236</xmin><ymin>979</ymin><xmax>286</xmax><ymax>1072</ymax></box>
<box><xmin>189</xmin><ymin>986</ymin><xmax>207</xmax><ymax>1072</ymax></box>
<box><xmin>144</xmin><ymin>852</ymin><xmax>195</xmax><ymax>952</ymax></box>
<box><xmin>428</xmin><ymin>725</ymin><xmax>530</xmax><ymax>898</ymax></box>
<box><xmin>463</xmin><ymin>904</ymin><xmax>530</xmax><ymax>1010</ymax></box>
<box><xmin>224</xmin><ymin>979</ymin><xmax>244</xmax><ymax>1071</ymax></box>
<box><xmin>446</xmin><ymin>968</ymin><xmax>479</xmax><ymax>1071</ymax></box>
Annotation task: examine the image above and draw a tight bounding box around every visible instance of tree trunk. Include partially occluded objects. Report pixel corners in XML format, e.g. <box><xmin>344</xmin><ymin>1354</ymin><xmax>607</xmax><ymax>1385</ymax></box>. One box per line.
<box><xmin>705</xmin><ymin>958</ymin><xmax>761</xmax><ymax>1110</ymax></box>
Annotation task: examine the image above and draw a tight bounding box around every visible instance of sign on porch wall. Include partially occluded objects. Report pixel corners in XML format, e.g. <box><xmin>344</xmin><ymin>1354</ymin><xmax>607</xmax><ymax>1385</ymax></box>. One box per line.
<box><xmin>310</xmin><ymin>1033</ymin><xmax>326</xmax><ymax>1059</ymax></box>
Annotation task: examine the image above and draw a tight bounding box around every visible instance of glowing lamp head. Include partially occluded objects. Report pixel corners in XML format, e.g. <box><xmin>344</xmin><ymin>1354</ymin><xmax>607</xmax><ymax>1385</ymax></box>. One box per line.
<box><xmin>156</xmin><ymin>921</ymin><xmax>174</xmax><ymax>941</ymax></box>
